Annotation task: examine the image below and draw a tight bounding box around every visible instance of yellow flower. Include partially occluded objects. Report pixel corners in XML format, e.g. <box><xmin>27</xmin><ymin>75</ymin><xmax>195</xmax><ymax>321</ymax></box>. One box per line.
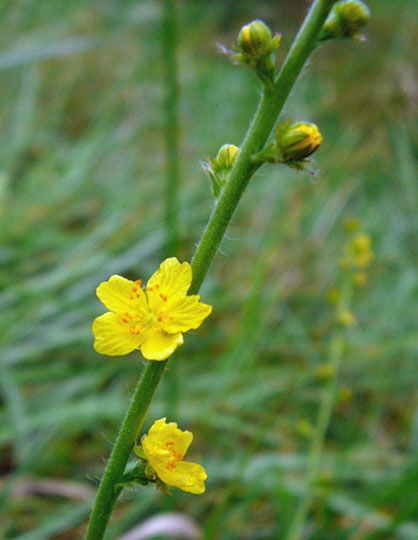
<box><xmin>344</xmin><ymin>233</ymin><xmax>374</xmax><ymax>269</ymax></box>
<box><xmin>92</xmin><ymin>258</ymin><xmax>212</xmax><ymax>360</ymax></box>
<box><xmin>337</xmin><ymin>308</ymin><xmax>356</xmax><ymax>327</ymax></box>
<box><xmin>140</xmin><ymin>418</ymin><xmax>207</xmax><ymax>494</ymax></box>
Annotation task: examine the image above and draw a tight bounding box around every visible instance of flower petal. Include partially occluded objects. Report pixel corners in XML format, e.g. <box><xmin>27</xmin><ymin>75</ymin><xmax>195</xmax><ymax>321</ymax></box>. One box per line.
<box><xmin>159</xmin><ymin>461</ymin><xmax>207</xmax><ymax>494</ymax></box>
<box><xmin>92</xmin><ymin>312</ymin><xmax>144</xmax><ymax>356</ymax></box>
<box><xmin>144</xmin><ymin>418</ymin><xmax>193</xmax><ymax>456</ymax></box>
<box><xmin>139</xmin><ymin>329</ymin><xmax>184</xmax><ymax>361</ymax></box>
<box><xmin>96</xmin><ymin>275</ymin><xmax>147</xmax><ymax>313</ymax></box>
<box><xmin>146</xmin><ymin>258</ymin><xmax>192</xmax><ymax>313</ymax></box>
<box><xmin>161</xmin><ymin>296</ymin><xmax>212</xmax><ymax>333</ymax></box>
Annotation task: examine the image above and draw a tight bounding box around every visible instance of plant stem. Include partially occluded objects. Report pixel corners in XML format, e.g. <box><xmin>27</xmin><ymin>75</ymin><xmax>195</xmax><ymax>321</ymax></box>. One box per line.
<box><xmin>285</xmin><ymin>277</ymin><xmax>353</xmax><ymax>540</ymax></box>
<box><xmin>190</xmin><ymin>0</ymin><xmax>336</xmax><ymax>292</ymax></box>
<box><xmin>86</xmin><ymin>361</ymin><xmax>166</xmax><ymax>539</ymax></box>
<box><xmin>163</xmin><ymin>0</ymin><xmax>180</xmax><ymax>257</ymax></box>
<box><xmin>86</xmin><ymin>1</ymin><xmax>336</xmax><ymax>537</ymax></box>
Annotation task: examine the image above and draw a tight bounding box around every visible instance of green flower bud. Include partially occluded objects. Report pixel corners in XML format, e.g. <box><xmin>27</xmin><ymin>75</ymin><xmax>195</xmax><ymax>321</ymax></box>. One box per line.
<box><xmin>277</xmin><ymin>122</ymin><xmax>323</xmax><ymax>162</ymax></box>
<box><xmin>320</xmin><ymin>0</ymin><xmax>370</xmax><ymax>41</ymax></box>
<box><xmin>215</xmin><ymin>143</ymin><xmax>240</xmax><ymax>170</ymax></box>
<box><xmin>232</xmin><ymin>20</ymin><xmax>281</xmax><ymax>84</ymax></box>
<box><xmin>204</xmin><ymin>144</ymin><xmax>241</xmax><ymax>197</ymax></box>
<box><xmin>238</xmin><ymin>20</ymin><xmax>274</xmax><ymax>57</ymax></box>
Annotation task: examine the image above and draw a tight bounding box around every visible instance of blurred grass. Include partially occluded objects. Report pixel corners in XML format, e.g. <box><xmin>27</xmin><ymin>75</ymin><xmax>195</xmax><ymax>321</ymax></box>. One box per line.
<box><xmin>0</xmin><ymin>0</ymin><xmax>417</xmax><ymax>538</ymax></box>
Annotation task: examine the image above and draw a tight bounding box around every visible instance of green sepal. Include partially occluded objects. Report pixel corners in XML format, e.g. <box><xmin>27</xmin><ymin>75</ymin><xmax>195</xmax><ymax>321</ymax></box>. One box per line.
<box><xmin>116</xmin><ymin>463</ymin><xmax>150</xmax><ymax>491</ymax></box>
<box><xmin>133</xmin><ymin>443</ymin><xmax>146</xmax><ymax>460</ymax></box>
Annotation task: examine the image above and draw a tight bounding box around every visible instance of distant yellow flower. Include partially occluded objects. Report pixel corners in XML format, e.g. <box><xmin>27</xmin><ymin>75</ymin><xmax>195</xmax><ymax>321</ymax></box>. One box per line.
<box><xmin>92</xmin><ymin>258</ymin><xmax>212</xmax><ymax>360</ymax></box>
<box><xmin>344</xmin><ymin>233</ymin><xmax>374</xmax><ymax>269</ymax></box>
<box><xmin>337</xmin><ymin>308</ymin><xmax>356</xmax><ymax>327</ymax></box>
<box><xmin>140</xmin><ymin>418</ymin><xmax>207</xmax><ymax>494</ymax></box>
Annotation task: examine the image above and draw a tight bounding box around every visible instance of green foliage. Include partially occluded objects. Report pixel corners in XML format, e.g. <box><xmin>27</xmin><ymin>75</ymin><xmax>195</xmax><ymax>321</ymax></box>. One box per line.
<box><xmin>0</xmin><ymin>0</ymin><xmax>417</xmax><ymax>538</ymax></box>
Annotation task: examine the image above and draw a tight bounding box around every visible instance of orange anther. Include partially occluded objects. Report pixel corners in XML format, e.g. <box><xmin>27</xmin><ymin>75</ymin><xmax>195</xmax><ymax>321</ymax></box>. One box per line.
<box><xmin>135</xmin><ymin>279</ymin><xmax>142</xmax><ymax>286</ymax></box>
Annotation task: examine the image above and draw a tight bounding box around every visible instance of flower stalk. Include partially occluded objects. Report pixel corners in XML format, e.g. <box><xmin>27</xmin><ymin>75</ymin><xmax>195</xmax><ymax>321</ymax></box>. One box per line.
<box><xmin>86</xmin><ymin>1</ymin><xmax>337</xmax><ymax>537</ymax></box>
<box><xmin>285</xmin><ymin>276</ymin><xmax>353</xmax><ymax>540</ymax></box>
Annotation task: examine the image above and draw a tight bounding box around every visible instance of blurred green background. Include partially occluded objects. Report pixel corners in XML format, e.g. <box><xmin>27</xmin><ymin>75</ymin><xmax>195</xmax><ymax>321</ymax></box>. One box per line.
<box><xmin>0</xmin><ymin>0</ymin><xmax>417</xmax><ymax>538</ymax></box>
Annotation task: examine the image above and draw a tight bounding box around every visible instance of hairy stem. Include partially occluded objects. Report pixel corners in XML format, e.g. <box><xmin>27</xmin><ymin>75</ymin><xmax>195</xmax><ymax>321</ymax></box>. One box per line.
<box><xmin>86</xmin><ymin>361</ymin><xmax>166</xmax><ymax>539</ymax></box>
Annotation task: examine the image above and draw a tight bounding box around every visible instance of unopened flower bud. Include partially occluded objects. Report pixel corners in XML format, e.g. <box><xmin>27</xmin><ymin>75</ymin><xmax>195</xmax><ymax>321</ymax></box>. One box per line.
<box><xmin>238</xmin><ymin>20</ymin><xmax>275</xmax><ymax>57</ymax></box>
<box><xmin>277</xmin><ymin>122</ymin><xmax>323</xmax><ymax>162</ymax></box>
<box><xmin>204</xmin><ymin>144</ymin><xmax>241</xmax><ymax>197</ymax></box>
<box><xmin>216</xmin><ymin>143</ymin><xmax>240</xmax><ymax>170</ymax></box>
<box><xmin>232</xmin><ymin>20</ymin><xmax>281</xmax><ymax>83</ymax></box>
<box><xmin>320</xmin><ymin>0</ymin><xmax>370</xmax><ymax>41</ymax></box>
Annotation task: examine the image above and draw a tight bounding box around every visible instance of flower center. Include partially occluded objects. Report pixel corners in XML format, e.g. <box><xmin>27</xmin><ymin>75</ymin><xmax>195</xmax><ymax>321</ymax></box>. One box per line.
<box><xmin>121</xmin><ymin>308</ymin><xmax>160</xmax><ymax>336</ymax></box>
<box><xmin>141</xmin><ymin>311</ymin><xmax>158</xmax><ymax>329</ymax></box>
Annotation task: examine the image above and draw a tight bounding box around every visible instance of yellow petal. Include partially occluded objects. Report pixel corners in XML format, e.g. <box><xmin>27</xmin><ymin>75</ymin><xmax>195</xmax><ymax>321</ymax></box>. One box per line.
<box><xmin>146</xmin><ymin>258</ymin><xmax>192</xmax><ymax>313</ymax></box>
<box><xmin>161</xmin><ymin>296</ymin><xmax>212</xmax><ymax>333</ymax></box>
<box><xmin>158</xmin><ymin>461</ymin><xmax>207</xmax><ymax>494</ymax></box>
<box><xmin>92</xmin><ymin>312</ymin><xmax>144</xmax><ymax>356</ymax></box>
<box><xmin>96</xmin><ymin>275</ymin><xmax>147</xmax><ymax>313</ymax></box>
<box><xmin>139</xmin><ymin>329</ymin><xmax>184</xmax><ymax>361</ymax></box>
<box><xmin>144</xmin><ymin>418</ymin><xmax>193</xmax><ymax>456</ymax></box>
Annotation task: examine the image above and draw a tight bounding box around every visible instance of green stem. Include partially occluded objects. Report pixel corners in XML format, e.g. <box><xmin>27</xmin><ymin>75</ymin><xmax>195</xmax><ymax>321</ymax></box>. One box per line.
<box><xmin>86</xmin><ymin>361</ymin><xmax>166</xmax><ymax>539</ymax></box>
<box><xmin>190</xmin><ymin>0</ymin><xmax>336</xmax><ymax>292</ymax></box>
<box><xmin>163</xmin><ymin>0</ymin><xmax>180</xmax><ymax>257</ymax></box>
<box><xmin>86</xmin><ymin>1</ymin><xmax>336</xmax><ymax>537</ymax></box>
<box><xmin>285</xmin><ymin>277</ymin><xmax>353</xmax><ymax>540</ymax></box>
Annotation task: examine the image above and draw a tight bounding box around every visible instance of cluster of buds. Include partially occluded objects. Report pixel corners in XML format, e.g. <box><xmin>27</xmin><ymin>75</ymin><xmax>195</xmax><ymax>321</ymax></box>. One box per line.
<box><xmin>203</xmin><ymin>143</ymin><xmax>240</xmax><ymax>197</ymax></box>
<box><xmin>252</xmin><ymin>121</ymin><xmax>323</xmax><ymax>171</ymax></box>
<box><xmin>222</xmin><ymin>19</ymin><xmax>281</xmax><ymax>84</ymax></box>
<box><xmin>319</xmin><ymin>0</ymin><xmax>370</xmax><ymax>41</ymax></box>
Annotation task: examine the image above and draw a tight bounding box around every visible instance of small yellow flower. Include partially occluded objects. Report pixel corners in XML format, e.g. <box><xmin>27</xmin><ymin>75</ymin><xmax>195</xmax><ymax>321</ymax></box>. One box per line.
<box><xmin>337</xmin><ymin>308</ymin><xmax>356</xmax><ymax>327</ymax></box>
<box><xmin>295</xmin><ymin>419</ymin><xmax>314</xmax><ymax>439</ymax></box>
<box><xmin>140</xmin><ymin>418</ymin><xmax>207</xmax><ymax>494</ymax></box>
<box><xmin>344</xmin><ymin>233</ymin><xmax>374</xmax><ymax>269</ymax></box>
<box><xmin>315</xmin><ymin>363</ymin><xmax>335</xmax><ymax>381</ymax></box>
<box><xmin>353</xmin><ymin>271</ymin><xmax>368</xmax><ymax>286</ymax></box>
<box><xmin>92</xmin><ymin>258</ymin><xmax>212</xmax><ymax>360</ymax></box>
